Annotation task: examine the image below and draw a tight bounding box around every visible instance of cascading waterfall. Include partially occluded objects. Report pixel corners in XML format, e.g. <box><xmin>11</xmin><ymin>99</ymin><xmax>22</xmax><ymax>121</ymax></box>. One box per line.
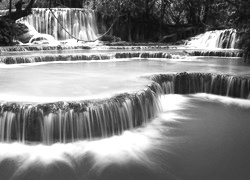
<box><xmin>0</xmin><ymin>52</ymin><xmax>184</xmax><ymax>64</ymax></box>
<box><xmin>189</xmin><ymin>50</ymin><xmax>243</xmax><ymax>57</ymax></box>
<box><xmin>0</xmin><ymin>8</ymin><xmax>98</xmax><ymax>41</ymax></box>
<box><xmin>21</xmin><ymin>8</ymin><xmax>98</xmax><ymax>41</ymax></box>
<box><xmin>0</xmin><ymin>86</ymin><xmax>162</xmax><ymax>144</ymax></box>
<box><xmin>151</xmin><ymin>72</ymin><xmax>250</xmax><ymax>98</ymax></box>
<box><xmin>0</xmin><ymin>72</ymin><xmax>249</xmax><ymax>145</ymax></box>
<box><xmin>186</xmin><ymin>29</ymin><xmax>237</xmax><ymax>49</ymax></box>
<box><xmin>1</xmin><ymin>6</ymin><xmax>250</xmax><ymax>180</ymax></box>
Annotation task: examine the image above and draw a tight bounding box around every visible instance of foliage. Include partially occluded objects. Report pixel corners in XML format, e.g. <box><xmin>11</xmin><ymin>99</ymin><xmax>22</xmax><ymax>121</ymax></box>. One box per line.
<box><xmin>38</xmin><ymin>0</ymin><xmax>250</xmax><ymax>55</ymax></box>
<box><xmin>32</xmin><ymin>0</ymin><xmax>83</xmax><ymax>8</ymax></box>
<box><xmin>0</xmin><ymin>0</ymin><xmax>31</xmax><ymax>10</ymax></box>
<box><xmin>0</xmin><ymin>0</ymin><xmax>249</xmax><ymax>52</ymax></box>
<box><xmin>0</xmin><ymin>0</ymin><xmax>242</xmax><ymax>28</ymax></box>
<box><xmin>0</xmin><ymin>17</ymin><xmax>16</xmax><ymax>45</ymax></box>
<box><xmin>236</xmin><ymin>0</ymin><xmax>250</xmax><ymax>58</ymax></box>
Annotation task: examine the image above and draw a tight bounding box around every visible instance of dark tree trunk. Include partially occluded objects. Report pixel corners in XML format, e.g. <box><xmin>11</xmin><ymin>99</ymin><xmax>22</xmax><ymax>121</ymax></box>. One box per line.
<box><xmin>0</xmin><ymin>0</ymin><xmax>35</xmax><ymax>45</ymax></box>
<box><xmin>127</xmin><ymin>12</ymin><xmax>132</xmax><ymax>42</ymax></box>
<box><xmin>144</xmin><ymin>0</ymin><xmax>149</xmax><ymax>40</ymax></box>
<box><xmin>93</xmin><ymin>0</ymin><xmax>96</xmax><ymax>9</ymax></box>
<box><xmin>9</xmin><ymin>0</ymin><xmax>12</xmax><ymax>13</ymax></box>
<box><xmin>203</xmin><ymin>0</ymin><xmax>209</xmax><ymax>24</ymax></box>
<box><xmin>159</xmin><ymin>0</ymin><xmax>166</xmax><ymax>39</ymax></box>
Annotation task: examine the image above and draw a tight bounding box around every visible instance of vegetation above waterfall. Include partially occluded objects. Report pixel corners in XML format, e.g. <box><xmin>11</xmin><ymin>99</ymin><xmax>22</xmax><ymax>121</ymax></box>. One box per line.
<box><xmin>236</xmin><ymin>0</ymin><xmax>250</xmax><ymax>59</ymax></box>
<box><xmin>0</xmin><ymin>0</ymin><xmax>249</xmax><ymax>58</ymax></box>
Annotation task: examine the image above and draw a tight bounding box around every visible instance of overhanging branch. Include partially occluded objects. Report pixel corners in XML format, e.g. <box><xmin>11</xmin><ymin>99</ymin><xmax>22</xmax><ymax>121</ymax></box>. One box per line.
<box><xmin>3</xmin><ymin>0</ymin><xmax>35</xmax><ymax>21</ymax></box>
<box><xmin>224</xmin><ymin>0</ymin><xmax>239</xmax><ymax>9</ymax></box>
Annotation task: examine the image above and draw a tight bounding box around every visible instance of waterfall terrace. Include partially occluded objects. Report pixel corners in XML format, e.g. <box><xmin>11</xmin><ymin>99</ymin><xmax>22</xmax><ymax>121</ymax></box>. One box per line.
<box><xmin>0</xmin><ymin>8</ymin><xmax>250</xmax><ymax>180</ymax></box>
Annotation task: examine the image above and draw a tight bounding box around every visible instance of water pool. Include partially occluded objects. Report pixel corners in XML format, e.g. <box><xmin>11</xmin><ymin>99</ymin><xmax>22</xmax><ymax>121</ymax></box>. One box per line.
<box><xmin>0</xmin><ymin>94</ymin><xmax>250</xmax><ymax>180</ymax></box>
<box><xmin>0</xmin><ymin>50</ymin><xmax>250</xmax><ymax>180</ymax></box>
<box><xmin>0</xmin><ymin>56</ymin><xmax>249</xmax><ymax>102</ymax></box>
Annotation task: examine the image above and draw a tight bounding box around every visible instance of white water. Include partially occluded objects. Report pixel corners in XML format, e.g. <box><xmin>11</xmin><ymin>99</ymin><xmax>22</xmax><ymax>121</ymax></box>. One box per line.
<box><xmin>0</xmin><ymin>8</ymin><xmax>98</xmax><ymax>43</ymax></box>
<box><xmin>0</xmin><ymin>94</ymin><xmax>250</xmax><ymax>179</ymax></box>
<box><xmin>186</xmin><ymin>29</ymin><xmax>237</xmax><ymax>49</ymax></box>
<box><xmin>0</xmin><ymin>8</ymin><xmax>250</xmax><ymax>180</ymax></box>
<box><xmin>0</xmin><ymin>55</ymin><xmax>249</xmax><ymax>179</ymax></box>
<box><xmin>21</xmin><ymin>8</ymin><xmax>98</xmax><ymax>41</ymax></box>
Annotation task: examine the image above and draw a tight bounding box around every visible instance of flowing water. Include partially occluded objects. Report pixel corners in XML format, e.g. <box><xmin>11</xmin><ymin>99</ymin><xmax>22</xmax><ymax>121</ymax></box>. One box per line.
<box><xmin>1</xmin><ymin>94</ymin><xmax>250</xmax><ymax>180</ymax></box>
<box><xmin>0</xmin><ymin>8</ymin><xmax>98</xmax><ymax>43</ymax></box>
<box><xmin>0</xmin><ymin>56</ymin><xmax>250</xmax><ymax>179</ymax></box>
<box><xmin>22</xmin><ymin>8</ymin><xmax>98</xmax><ymax>41</ymax></box>
<box><xmin>186</xmin><ymin>29</ymin><xmax>237</xmax><ymax>49</ymax></box>
<box><xmin>1</xmin><ymin>8</ymin><xmax>250</xmax><ymax>180</ymax></box>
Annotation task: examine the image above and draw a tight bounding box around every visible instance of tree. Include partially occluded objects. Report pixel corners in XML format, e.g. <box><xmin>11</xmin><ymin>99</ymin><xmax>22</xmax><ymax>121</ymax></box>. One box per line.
<box><xmin>3</xmin><ymin>0</ymin><xmax>35</xmax><ymax>21</ymax></box>
<box><xmin>0</xmin><ymin>0</ymin><xmax>36</xmax><ymax>45</ymax></box>
<box><xmin>236</xmin><ymin>0</ymin><xmax>250</xmax><ymax>60</ymax></box>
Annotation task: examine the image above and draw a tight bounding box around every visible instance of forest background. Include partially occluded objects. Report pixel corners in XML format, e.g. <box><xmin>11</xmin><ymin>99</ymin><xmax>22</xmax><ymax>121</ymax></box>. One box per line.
<box><xmin>0</xmin><ymin>0</ymin><xmax>249</xmax><ymax>59</ymax></box>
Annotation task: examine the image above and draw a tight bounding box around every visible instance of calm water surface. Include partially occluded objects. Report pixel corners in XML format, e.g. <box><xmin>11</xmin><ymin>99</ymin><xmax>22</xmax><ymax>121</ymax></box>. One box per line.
<box><xmin>0</xmin><ymin>57</ymin><xmax>249</xmax><ymax>102</ymax></box>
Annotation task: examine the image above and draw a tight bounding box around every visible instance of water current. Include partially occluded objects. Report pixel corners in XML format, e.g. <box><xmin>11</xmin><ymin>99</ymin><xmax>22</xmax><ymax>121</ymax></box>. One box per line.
<box><xmin>0</xmin><ymin>8</ymin><xmax>249</xmax><ymax>179</ymax></box>
<box><xmin>0</xmin><ymin>53</ymin><xmax>250</xmax><ymax>179</ymax></box>
<box><xmin>0</xmin><ymin>94</ymin><xmax>250</xmax><ymax>179</ymax></box>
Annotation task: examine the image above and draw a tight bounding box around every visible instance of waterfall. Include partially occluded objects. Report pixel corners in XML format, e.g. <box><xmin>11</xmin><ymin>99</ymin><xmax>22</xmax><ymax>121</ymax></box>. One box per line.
<box><xmin>20</xmin><ymin>8</ymin><xmax>98</xmax><ymax>41</ymax></box>
<box><xmin>0</xmin><ymin>8</ymin><xmax>98</xmax><ymax>41</ymax></box>
<box><xmin>189</xmin><ymin>50</ymin><xmax>243</xmax><ymax>57</ymax></box>
<box><xmin>186</xmin><ymin>29</ymin><xmax>237</xmax><ymax>49</ymax></box>
<box><xmin>0</xmin><ymin>72</ymin><xmax>250</xmax><ymax>144</ymax></box>
<box><xmin>151</xmin><ymin>72</ymin><xmax>250</xmax><ymax>98</ymax></box>
<box><xmin>0</xmin><ymin>52</ymin><xmax>183</xmax><ymax>64</ymax></box>
<box><xmin>1</xmin><ymin>51</ymin><xmax>243</xmax><ymax>64</ymax></box>
<box><xmin>0</xmin><ymin>86</ymin><xmax>162</xmax><ymax>144</ymax></box>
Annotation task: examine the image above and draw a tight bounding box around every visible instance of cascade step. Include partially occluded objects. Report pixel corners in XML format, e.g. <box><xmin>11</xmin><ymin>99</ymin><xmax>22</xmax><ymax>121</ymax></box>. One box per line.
<box><xmin>0</xmin><ymin>72</ymin><xmax>250</xmax><ymax>144</ymax></box>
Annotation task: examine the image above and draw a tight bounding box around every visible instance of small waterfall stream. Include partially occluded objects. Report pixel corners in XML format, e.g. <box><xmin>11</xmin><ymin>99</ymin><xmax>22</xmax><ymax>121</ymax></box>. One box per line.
<box><xmin>186</xmin><ymin>29</ymin><xmax>237</xmax><ymax>49</ymax></box>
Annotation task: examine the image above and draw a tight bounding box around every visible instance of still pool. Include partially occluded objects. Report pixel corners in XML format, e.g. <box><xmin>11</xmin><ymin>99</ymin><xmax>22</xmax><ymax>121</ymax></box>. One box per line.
<box><xmin>0</xmin><ymin>56</ymin><xmax>249</xmax><ymax>102</ymax></box>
